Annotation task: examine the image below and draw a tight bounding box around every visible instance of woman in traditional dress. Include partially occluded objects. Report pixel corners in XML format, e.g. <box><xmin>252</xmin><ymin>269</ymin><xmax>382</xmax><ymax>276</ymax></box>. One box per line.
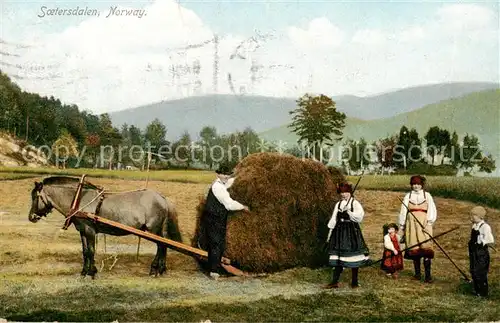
<box><xmin>381</xmin><ymin>223</ymin><xmax>404</xmax><ymax>279</ymax></box>
<box><xmin>398</xmin><ymin>175</ymin><xmax>437</xmax><ymax>283</ymax></box>
<box><xmin>324</xmin><ymin>182</ymin><xmax>370</xmax><ymax>289</ymax></box>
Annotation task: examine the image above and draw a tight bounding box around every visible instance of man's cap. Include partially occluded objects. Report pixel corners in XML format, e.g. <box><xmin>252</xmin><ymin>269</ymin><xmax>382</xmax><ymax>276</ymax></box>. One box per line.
<box><xmin>337</xmin><ymin>182</ymin><xmax>353</xmax><ymax>193</ymax></box>
<box><xmin>410</xmin><ymin>175</ymin><xmax>426</xmax><ymax>186</ymax></box>
<box><xmin>470</xmin><ymin>206</ymin><xmax>487</xmax><ymax>218</ymax></box>
<box><xmin>215</xmin><ymin>164</ymin><xmax>233</xmax><ymax>175</ymax></box>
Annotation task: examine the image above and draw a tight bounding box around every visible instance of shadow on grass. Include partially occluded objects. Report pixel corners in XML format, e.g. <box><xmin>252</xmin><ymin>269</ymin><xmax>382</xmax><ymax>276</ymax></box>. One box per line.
<box><xmin>7</xmin><ymin>309</ymin><xmax>126</xmax><ymax>322</ymax></box>
<box><xmin>4</xmin><ymin>284</ymin><xmax>500</xmax><ymax>322</ymax></box>
<box><xmin>456</xmin><ymin>279</ymin><xmax>500</xmax><ymax>300</ymax></box>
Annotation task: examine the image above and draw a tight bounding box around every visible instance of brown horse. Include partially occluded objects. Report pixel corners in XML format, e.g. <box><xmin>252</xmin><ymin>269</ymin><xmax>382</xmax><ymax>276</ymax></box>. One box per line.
<box><xmin>28</xmin><ymin>176</ymin><xmax>183</xmax><ymax>278</ymax></box>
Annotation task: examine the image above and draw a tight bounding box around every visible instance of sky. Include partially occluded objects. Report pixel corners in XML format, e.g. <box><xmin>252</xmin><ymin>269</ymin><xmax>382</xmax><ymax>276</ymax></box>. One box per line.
<box><xmin>0</xmin><ymin>0</ymin><xmax>498</xmax><ymax>114</ymax></box>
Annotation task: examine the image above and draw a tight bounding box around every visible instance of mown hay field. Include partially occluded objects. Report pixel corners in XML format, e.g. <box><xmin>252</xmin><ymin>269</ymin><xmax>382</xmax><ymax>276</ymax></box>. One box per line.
<box><xmin>357</xmin><ymin>175</ymin><xmax>500</xmax><ymax>209</ymax></box>
<box><xmin>0</xmin><ymin>166</ymin><xmax>215</xmax><ymax>184</ymax></box>
<box><xmin>0</xmin><ymin>174</ymin><xmax>499</xmax><ymax>322</ymax></box>
<box><xmin>2</xmin><ymin>166</ymin><xmax>499</xmax><ymax>207</ymax></box>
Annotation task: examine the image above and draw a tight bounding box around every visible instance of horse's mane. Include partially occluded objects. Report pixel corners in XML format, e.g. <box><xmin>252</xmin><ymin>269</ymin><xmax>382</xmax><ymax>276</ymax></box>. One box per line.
<box><xmin>41</xmin><ymin>176</ymin><xmax>101</xmax><ymax>190</ymax></box>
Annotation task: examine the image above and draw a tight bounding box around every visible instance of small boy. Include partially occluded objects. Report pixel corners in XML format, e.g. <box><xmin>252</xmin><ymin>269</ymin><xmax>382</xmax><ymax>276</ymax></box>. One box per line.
<box><xmin>381</xmin><ymin>223</ymin><xmax>404</xmax><ymax>279</ymax></box>
<box><xmin>468</xmin><ymin>206</ymin><xmax>495</xmax><ymax>297</ymax></box>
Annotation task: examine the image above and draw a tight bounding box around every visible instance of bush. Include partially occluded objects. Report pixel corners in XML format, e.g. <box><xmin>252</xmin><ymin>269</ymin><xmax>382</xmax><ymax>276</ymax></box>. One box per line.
<box><xmin>396</xmin><ymin>162</ymin><xmax>458</xmax><ymax>176</ymax></box>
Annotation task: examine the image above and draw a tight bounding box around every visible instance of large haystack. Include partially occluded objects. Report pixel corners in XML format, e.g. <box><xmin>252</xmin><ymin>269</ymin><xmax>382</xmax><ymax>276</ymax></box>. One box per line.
<box><xmin>192</xmin><ymin>152</ymin><xmax>345</xmax><ymax>273</ymax></box>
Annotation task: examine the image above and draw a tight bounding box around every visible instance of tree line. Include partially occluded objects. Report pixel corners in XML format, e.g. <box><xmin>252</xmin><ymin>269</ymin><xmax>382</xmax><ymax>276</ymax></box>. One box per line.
<box><xmin>340</xmin><ymin>126</ymin><xmax>496</xmax><ymax>175</ymax></box>
<box><xmin>0</xmin><ymin>71</ymin><xmax>270</xmax><ymax>169</ymax></box>
<box><xmin>286</xmin><ymin>93</ymin><xmax>496</xmax><ymax>175</ymax></box>
<box><xmin>0</xmin><ymin>71</ymin><xmax>496</xmax><ymax>174</ymax></box>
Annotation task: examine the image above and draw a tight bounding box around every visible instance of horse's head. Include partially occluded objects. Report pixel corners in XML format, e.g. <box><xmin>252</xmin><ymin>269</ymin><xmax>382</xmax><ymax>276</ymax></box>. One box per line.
<box><xmin>28</xmin><ymin>181</ymin><xmax>54</xmax><ymax>223</ymax></box>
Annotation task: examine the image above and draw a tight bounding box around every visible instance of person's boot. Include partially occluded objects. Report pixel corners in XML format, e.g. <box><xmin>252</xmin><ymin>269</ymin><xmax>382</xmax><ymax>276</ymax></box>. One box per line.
<box><xmin>477</xmin><ymin>279</ymin><xmax>488</xmax><ymax>297</ymax></box>
<box><xmin>424</xmin><ymin>258</ymin><xmax>433</xmax><ymax>283</ymax></box>
<box><xmin>413</xmin><ymin>259</ymin><xmax>422</xmax><ymax>280</ymax></box>
<box><xmin>323</xmin><ymin>266</ymin><xmax>342</xmax><ymax>289</ymax></box>
<box><xmin>351</xmin><ymin>268</ymin><xmax>360</xmax><ymax>288</ymax></box>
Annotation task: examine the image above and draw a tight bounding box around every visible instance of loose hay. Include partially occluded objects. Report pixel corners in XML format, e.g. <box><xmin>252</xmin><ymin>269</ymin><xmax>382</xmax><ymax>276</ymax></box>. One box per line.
<box><xmin>192</xmin><ymin>152</ymin><xmax>345</xmax><ymax>273</ymax></box>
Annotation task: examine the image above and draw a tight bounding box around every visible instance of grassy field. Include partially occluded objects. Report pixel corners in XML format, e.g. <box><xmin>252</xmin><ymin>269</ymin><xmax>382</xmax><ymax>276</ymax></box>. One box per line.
<box><xmin>0</xmin><ymin>172</ymin><xmax>40</xmax><ymax>180</ymax></box>
<box><xmin>0</xmin><ymin>166</ymin><xmax>215</xmax><ymax>184</ymax></box>
<box><xmin>0</xmin><ymin>176</ymin><xmax>499</xmax><ymax>322</ymax></box>
<box><xmin>2</xmin><ymin>166</ymin><xmax>499</xmax><ymax>209</ymax></box>
<box><xmin>353</xmin><ymin>175</ymin><xmax>500</xmax><ymax>209</ymax></box>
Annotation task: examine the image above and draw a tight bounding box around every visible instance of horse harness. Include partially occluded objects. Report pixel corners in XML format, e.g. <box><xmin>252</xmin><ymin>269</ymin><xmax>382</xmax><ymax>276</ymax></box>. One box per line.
<box><xmin>35</xmin><ymin>189</ymin><xmax>53</xmax><ymax>215</ymax></box>
<box><xmin>62</xmin><ymin>185</ymin><xmax>107</xmax><ymax>230</ymax></box>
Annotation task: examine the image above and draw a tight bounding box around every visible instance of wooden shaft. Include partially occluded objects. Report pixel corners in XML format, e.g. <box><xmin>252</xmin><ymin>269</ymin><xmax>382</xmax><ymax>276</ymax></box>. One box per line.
<box><xmin>344</xmin><ymin>173</ymin><xmax>363</xmax><ymax>207</ymax></box>
<box><xmin>398</xmin><ymin>197</ymin><xmax>470</xmax><ymax>281</ymax></box>
<box><xmin>369</xmin><ymin>226</ymin><xmax>460</xmax><ymax>266</ymax></box>
<box><xmin>136</xmin><ymin>237</ymin><xmax>141</xmax><ymax>262</ymax></box>
<box><xmin>79</xmin><ymin>212</ymin><xmax>231</xmax><ymax>264</ymax></box>
<box><xmin>70</xmin><ymin>175</ymin><xmax>87</xmax><ymax>211</ymax></box>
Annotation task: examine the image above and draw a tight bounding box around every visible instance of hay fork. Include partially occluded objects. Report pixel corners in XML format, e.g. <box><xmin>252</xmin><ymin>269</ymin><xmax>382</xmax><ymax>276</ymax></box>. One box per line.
<box><xmin>398</xmin><ymin>196</ymin><xmax>471</xmax><ymax>282</ymax></box>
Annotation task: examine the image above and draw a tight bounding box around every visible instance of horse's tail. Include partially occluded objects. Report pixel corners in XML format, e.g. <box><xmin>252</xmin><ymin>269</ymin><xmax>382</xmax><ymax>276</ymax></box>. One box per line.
<box><xmin>163</xmin><ymin>199</ymin><xmax>183</xmax><ymax>243</ymax></box>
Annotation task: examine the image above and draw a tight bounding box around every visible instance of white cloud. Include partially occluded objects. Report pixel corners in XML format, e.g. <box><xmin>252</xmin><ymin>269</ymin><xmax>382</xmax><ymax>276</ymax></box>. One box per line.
<box><xmin>352</xmin><ymin>29</ymin><xmax>386</xmax><ymax>45</ymax></box>
<box><xmin>436</xmin><ymin>4</ymin><xmax>495</xmax><ymax>32</ymax></box>
<box><xmin>287</xmin><ymin>17</ymin><xmax>344</xmax><ymax>50</ymax></box>
<box><xmin>1</xmin><ymin>1</ymin><xmax>230</xmax><ymax>112</ymax></box>
<box><xmin>0</xmin><ymin>1</ymin><xmax>497</xmax><ymax>115</ymax></box>
<box><xmin>396</xmin><ymin>26</ymin><xmax>425</xmax><ymax>42</ymax></box>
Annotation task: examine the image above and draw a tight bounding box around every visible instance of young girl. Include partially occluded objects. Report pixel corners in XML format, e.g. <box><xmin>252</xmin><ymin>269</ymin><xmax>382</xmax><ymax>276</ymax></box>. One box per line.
<box><xmin>323</xmin><ymin>182</ymin><xmax>370</xmax><ymax>289</ymax></box>
<box><xmin>469</xmin><ymin>206</ymin><xmax>495</xmax><ymax>297</ymax></box>
<box><xmin>381</xmin><ymin>223</ymin><xmax>404</xmax><ymax>279</ymax></box>
<box><xmin>398</xmin><ymin>175</ymin><xmax>437</xmax><ymax>283</ymax></box>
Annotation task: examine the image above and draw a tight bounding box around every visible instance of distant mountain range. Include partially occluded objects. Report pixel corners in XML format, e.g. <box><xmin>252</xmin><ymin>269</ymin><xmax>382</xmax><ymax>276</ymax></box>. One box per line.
<box><xmin>260</xmin><ymin>89</ymin><xmax>499</xmax><ymax>155</ymax></box>
<box><xmin>109</xmin><ymin>82</ymin><xmax>499</xmax><ymax>140</ymax></box>
<box><xmin>261</xmin><ymin>89</ymin><xmax>500</xmax><ymax>177</ymax></box>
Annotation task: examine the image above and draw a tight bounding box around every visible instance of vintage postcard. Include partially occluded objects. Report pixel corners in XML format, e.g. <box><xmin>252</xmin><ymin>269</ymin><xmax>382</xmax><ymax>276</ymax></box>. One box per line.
<box><xmin>0</xmin><ymin>0</ymin><xmax>498</xmax><ymax>321</ymax></box>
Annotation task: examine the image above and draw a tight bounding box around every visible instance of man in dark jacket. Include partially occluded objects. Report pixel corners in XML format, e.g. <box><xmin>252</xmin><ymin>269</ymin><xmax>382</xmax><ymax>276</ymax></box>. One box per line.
<box><xmin>202</xmin><ymin>164</ymin><xmax>249</xmax><ymax>279</ymax></box>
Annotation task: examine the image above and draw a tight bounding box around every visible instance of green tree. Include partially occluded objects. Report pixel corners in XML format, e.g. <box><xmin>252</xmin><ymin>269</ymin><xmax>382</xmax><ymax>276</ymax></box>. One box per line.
<box><xmin>457</xmin><ymin>133</ymin><xmax>482</xmax><ymax>173</ymax></box>
<box><xmin>478</xmin><ymin>154</ymin><xmax>497</xmax><ymax>173</ymax></box>
<box><xmin>128</xmin><ymin>125</ymin><xmax>143</xmax><ymax>146</ymax></box>
<box><xmin>424</xmin><ymin>126</ymin><xmax>451</xmax><ymax>165</ymax></box>
<box><xmin>144</xmin><ymin>118</ymin><xmax>168</xmax><ymax>166</ymax></box>
<box><xmin>52</xmin><ymin>129</ymin><xmax>79</xmax><ymax>169</ymax></box>
<box><xmin>127</xmin><ymin>125</ymin><xmax>145</xmax><ymax>168</ymax></box>
<box><xmin>238</xmin><ymin>127</ymin><xmax>260</xmax><ymax>156</ymax></box>
<box><xmin>408</xmin><ymin>128</ymin><xmax>422</xmax><ymax>164</ymax></box>
<box><xmin>396</xmin><ymin>126</ymin><xmax>421</xmax><ymax>168</ymax></box>
<box><xmin>84</xmin><ymin>133</ymin><xmax>101</xmax><ymax>168</ymax></box>
<box><xmin>98</xmin><ymin>113</ymin><xmax>122</xmax><ymax>169</ymax></box>
<box><xmin>288</xmin><ymin>94</ymin><xmax>346</xmax><ymax>163</ymax></box>
<box><xmin>82</xmin><ymin>111</ymin><xmax>101</xmax><ymax>134</ymax></box>
<box><xmin>439</xmin><ymin>129</ymin><xmax>451</xmax><ymax>164</ymax></box>
<box><xmin>424</xmin><ymin>126</ymin><xmax>441</xmax><ymax>165</ymax></box>
<box><xmin>450</xmin><ymin>131</ymin><xmax>460</xmax><ymax>168</ymax></box>
<box><xmin>199</xmin><ymin>126</ymin><xmax>217</xmax><ymax>145</ymax></box>
<box><xmin>198</xmin><ymin>126</ymin><xmax>218</xmax><ymax>169</ymax></box>
<box><xmin>451</xmin><ymin>133</ymin><xmax>496</xmax><ymax>174</ymax></box>
<box><xmin>145</xmin><ymin>118</ymin><xmax>168</xmax><ymax>149</ymax></box>
<box><xmin>375</xmin><ymin>135</ymin><xmax>397</xmax><ymax>174</ymax></box>
<box><xmin>120</xmin><ymin>124</ymin><xmax>130</xmax><ymax>144</ymax></box>
<box><xmin>0</xmin><ymin>70</ymin><xmax>124</xmax><ymax>164</ymax></box>
<box><xmin>342</xmin><ymin>138</ymin><xmax>370</xmax><ymax>173</ymax></box>
<box><xmin>173</xmin><ymin>131</ymin><xmax>193</xmax><ymax>168</ymax></box>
